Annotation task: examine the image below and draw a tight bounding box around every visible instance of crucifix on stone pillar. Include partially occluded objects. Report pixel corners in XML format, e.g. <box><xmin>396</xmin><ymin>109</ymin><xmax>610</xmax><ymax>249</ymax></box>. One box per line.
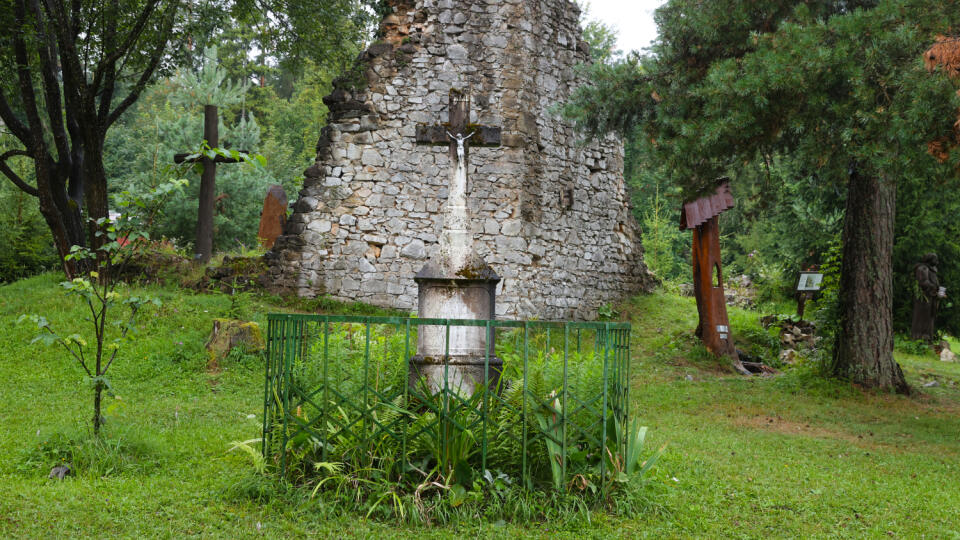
<box><xmin>410</xmin><ymin>89</ymin><xmax>505</xmax><ymax>393</ymax></box>
<box><xmin>415</xmin><ymin>89</ymin><xmax>502</xmax><ymax>272</ymax></box>
<box><xmin>173</xmin><ymin>104</ymin><xmax>248</xmax><ymax>262</ymax></box>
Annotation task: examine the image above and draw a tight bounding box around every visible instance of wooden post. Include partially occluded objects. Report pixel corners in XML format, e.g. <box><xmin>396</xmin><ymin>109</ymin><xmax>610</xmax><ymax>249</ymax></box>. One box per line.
<box><xmin>681</xmin><ymin>182</ymin><xmax>748</xmax><ymax>374</ymax></box>
<box><xmin>196</xmin><ymin>105</ymin><xmax>218</xmax><ymax>262</ymax></box>
<box><xmin>691</xmin><ymin>216</ymin><xmax>737</xmax><ymax>358</ymax></box>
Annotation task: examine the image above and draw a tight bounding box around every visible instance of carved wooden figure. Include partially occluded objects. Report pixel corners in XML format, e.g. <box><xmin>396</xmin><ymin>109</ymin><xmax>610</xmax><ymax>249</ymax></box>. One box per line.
<box><xmin>681</xmin><ymin>182</ymin><xmax>748</xmax><ymax>374</ymax></box>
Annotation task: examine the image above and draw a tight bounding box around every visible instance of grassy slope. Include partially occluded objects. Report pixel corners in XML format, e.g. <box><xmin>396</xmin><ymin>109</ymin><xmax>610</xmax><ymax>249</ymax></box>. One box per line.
<box><xmin>0</xmin><ymin>274</ymin><xmax>958</xmax><ymax>538</ymax></box>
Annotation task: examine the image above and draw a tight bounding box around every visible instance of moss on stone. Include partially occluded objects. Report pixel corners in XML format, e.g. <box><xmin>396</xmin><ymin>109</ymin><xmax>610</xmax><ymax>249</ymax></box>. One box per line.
<box><xmin>204</xmin><ymin>319</ymin><xmax>265</xmax><ymax>369</ymax></box>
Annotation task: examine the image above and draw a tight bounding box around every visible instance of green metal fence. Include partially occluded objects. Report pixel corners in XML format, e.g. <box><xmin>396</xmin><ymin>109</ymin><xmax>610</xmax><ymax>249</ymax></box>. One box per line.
<box><xmin>263</xmin><ymin>314</ymin><xmax>631</xmax><ymax>490</ymax></box>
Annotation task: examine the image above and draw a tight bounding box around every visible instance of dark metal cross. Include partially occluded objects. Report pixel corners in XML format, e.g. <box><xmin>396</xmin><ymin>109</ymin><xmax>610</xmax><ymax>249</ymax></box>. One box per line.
<box><xmin>415</xmin><ymin>90</ymin><xmax>501</xmax><ymax>174</ymax></box>
<box><xmin>173</xmin><ymin>105</ymin><xmax>247</xmax><ymax>262</ymax></box>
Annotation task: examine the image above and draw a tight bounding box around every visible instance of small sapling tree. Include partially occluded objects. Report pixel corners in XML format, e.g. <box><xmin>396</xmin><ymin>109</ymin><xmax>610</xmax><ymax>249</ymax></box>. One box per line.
<box><xmin>19</xmin><ymin>180</ymin><xmax>185</xmax><ymax>435</ymax></box>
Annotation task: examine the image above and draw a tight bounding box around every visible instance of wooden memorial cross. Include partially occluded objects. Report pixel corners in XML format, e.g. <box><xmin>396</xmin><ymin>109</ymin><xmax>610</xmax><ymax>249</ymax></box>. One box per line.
<box><xmin>414</xmin><ymin>89</ymin><xmax>502</xmax><ymax>181</ymax></box>
<box><xmin>173</xmin><ymin>105</ymin><xmax>248</xmax><ymax>262</ymax></box>
<box><xmin>680</xmin><ymin>181</ymin><xmax>749</xmax><ymax>374</ymax></box>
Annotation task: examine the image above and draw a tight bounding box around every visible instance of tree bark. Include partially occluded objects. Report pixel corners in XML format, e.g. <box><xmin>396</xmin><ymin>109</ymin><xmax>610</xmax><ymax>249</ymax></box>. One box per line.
<box><xmin>831</xmin><ymin>168</ymin><xmax>908</xmax><ymax>393</ymax></box>
<box><xmin>93</xmin><ymin>381</ymin><xmax>103</xmax><ymax>435</ymax></box>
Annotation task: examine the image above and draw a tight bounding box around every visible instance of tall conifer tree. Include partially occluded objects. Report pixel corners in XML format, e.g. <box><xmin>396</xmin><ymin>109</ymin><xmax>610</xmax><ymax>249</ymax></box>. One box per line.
<box><xmin>566</xmin><ymin>0</ymin><xmax>960</xmax><ymax>391</ymax></box>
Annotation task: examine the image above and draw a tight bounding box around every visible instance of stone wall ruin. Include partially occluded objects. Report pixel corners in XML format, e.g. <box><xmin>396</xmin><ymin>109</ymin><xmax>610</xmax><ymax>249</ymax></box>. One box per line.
<box><xmin>267</xmin><ymin>0</ymin><xmax>655</xmax><ymax>320</ymax></box>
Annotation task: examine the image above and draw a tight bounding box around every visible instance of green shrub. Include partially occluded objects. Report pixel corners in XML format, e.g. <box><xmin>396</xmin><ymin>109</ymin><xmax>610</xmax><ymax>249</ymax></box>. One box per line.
<box><xmin>893</xmin><ymin>334</ymin><xmax>935</xmax><ymax>357</ymax></box>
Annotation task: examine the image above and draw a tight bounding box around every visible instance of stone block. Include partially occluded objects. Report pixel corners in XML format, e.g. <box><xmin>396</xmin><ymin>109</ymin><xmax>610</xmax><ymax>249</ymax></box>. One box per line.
<box><xmin>400</xmin><ymin>239</ymin><xmax>427</xmax><ymax>259</ymax></box>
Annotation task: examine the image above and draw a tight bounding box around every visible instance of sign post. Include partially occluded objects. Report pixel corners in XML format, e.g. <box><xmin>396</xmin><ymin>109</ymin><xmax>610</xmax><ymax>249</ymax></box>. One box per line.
<box><xmin>795</xmin><ymin>271</ymin><xmax>824</xmax><ymax>321</ymax></box>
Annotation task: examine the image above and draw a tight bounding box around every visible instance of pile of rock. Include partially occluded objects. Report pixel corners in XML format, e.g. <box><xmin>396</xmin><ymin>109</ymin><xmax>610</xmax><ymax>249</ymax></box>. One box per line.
<box><xmin>761</xmin><ymin>316</ymin><xmax>819</xmax><ymax>364</ymax></box>
<box><xmin>935</xmin><ymin>341</ymin><xmax>957</xmax><ymax>362</ymax></box>
<box><xmin>200</xmin><ymin>256</ymin><xmax>270</xmax><ymax>293</ymax></box>
<box><xmin>725</xmin><ymin>274</ymin><xmax>757</xmax><ymax>309</ymax></box>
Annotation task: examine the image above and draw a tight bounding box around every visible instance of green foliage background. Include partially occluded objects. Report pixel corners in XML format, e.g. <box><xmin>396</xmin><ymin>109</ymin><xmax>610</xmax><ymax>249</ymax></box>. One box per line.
<box><xmin>101</xmin><ymin>51</ymin><xmax>338</xmax><ymax>252</ymax></box>
<box><xmin>0</xmin><ymin>177</ymin><xmax>59</xmax><ymax>283</ymax></box>
<box><xmin>581</xmin><ymin>0</ymin><xmax>960</xmax><ymax>338</ymax></box>
<box><xmin>0</xmin><ymin>137</ymin><xmax>59</xmax><ymax>283</ymax></box>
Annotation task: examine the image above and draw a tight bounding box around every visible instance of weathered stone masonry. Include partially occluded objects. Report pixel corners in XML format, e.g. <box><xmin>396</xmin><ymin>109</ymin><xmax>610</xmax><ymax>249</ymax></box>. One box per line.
<box><xmin>267</xmin><ymin>0</ymin><xmax>655</xmax><ymax>320</ymax></box>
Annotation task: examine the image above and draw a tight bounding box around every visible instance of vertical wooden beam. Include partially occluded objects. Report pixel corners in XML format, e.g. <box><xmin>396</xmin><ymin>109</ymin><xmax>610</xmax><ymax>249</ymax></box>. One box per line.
<box><xmin>195</xmin><ymin>104</ymin><xmax>218</xmax><ymax>262</ymax></box>
<box><xmin>691</xmin><ymin>216</ymin><xmax>742</xmax><ymax>366</ymax></box>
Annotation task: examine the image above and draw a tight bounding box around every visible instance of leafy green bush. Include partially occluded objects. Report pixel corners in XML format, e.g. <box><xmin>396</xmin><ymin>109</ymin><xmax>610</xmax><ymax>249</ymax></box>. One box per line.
<box><xmin>893</xmin><ymin>334</ymin><xmax>935</xmax><ymax>357</ymax></box>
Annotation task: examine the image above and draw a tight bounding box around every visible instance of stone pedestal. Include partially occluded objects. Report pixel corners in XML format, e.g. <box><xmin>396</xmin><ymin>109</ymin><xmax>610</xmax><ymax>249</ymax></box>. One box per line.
<box><xmin>410</xmin><ymin>254</ymin><xmax>502</xmax><ymax>394</ymax></box>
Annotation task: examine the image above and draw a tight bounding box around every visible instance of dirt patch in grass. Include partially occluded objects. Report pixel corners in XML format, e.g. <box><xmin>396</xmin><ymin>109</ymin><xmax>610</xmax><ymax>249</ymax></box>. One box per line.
<box><xmin>667</xmin><ymin>355</ymin><xmax>739</xmax><ymax>376</ymax></box>
<box><xmin>737</xmin><ymin>414</ymin><xmax>879</xmax><ymax>446</ymax></box>
<box><xmin>732</xmin><ymin>413</ymin><xmax>959</xmax><ymax>458</ymax></box>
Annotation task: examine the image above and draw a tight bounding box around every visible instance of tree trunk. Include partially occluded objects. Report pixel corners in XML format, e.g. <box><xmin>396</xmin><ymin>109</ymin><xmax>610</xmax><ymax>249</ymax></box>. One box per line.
<box><xmin>831</xmin><ymin>168</ymin><xmax>908</xmax><ymax>393</ymax></box>
<box><xmin>83</xmin><ymin>135</ymin><xmax>111</xmax><ymax>269</ymax></box>
<box><xmin>31</xmin><ymin>150</ymin><xmax>86</xmax><ymax>278</ymax></box>
<box><xmin>93</xmin><ymin>381</ymin><xmax>103</xmax><ymax>435</ymax></box>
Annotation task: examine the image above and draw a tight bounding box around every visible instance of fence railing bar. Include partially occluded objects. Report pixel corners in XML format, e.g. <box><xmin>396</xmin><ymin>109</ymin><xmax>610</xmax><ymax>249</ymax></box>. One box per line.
<box><xmin>521</xmin><ymin>321</ymin><xmax>529</xmax><ymax>487</ymax></box>
<box><xmin>561</xmin><ymin>323</ymin><xmax>569</xmax><ymax>486</ymax></box>
<box><xmin>402</xmin><ymin>319</ymin><xmax>410</xmax><ymax>479</ymax></box>
<box><xmin>363</xmin><ymin>323</ymin><xmax>371</xmax><ymax>467</ymax></box>
<box><xmin>281</xmin><ymin>319</ymin><xmax>293</xmax><ymax>477</ymax></box>
<box><xmin>482</xmin><ymin>319</ymin><xmax>491</xmax><ymax>473</ymax></box>
<box><xmin>266</xmin><ymin>313</ymin><xmax>630</xmax><ymax>331</ymax></box>
<box><xmin>261</xmin><ymin>315</ymin><xmax>274</xmax><ymax>457</ymax></box>
<box><xmin>443</xmin><ymin>321</ymin><xmax>451</xmax><ymax>473</ymax></box>
<box><xmin>600</xmin><ymin>323</ymin><xmax>610</xmax><ymax>491</ymax></box>
<box><xmin>321</xmin><ymin>321</ymin><xmax>330</xmax><ymax>462</ymax></box>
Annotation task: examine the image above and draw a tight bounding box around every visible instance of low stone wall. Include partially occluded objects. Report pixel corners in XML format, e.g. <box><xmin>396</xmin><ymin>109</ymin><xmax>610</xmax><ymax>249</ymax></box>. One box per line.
<box><xmin>267</xmin><ymin>0</ymin><xmax>655</xmax><ymax>320</ymax></box>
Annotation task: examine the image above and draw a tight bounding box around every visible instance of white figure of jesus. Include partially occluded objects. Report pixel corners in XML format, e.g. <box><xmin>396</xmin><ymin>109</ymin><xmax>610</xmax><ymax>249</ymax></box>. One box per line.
<box><xmin>447</xmin><ymin>130</ymin><xmax>475</xmax><ymax>165</ymax></box>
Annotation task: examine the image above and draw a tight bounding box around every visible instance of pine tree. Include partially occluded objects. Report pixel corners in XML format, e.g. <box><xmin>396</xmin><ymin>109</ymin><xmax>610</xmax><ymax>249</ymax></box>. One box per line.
<box><xmin>565</xmin><ymin>0</ymin><xmax>960</xmax><ymax>392</ymax></box>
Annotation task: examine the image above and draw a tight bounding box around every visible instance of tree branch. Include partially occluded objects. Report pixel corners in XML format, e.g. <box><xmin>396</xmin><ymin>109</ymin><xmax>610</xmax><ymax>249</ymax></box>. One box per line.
<box><xmin>99</xmin><ymin>0</ymin><xmax>160</xmax><ymax>70</ymax></box>
<box><xmin>12</xmin><ymin>0</ymin><xmax>48</xmax><ymax>141</ymax></box>
<box><xmin>28</xmin><ymin>0</ymin><xmax>72</xmax><ymax>170</ymax></box>
<box><xmin>107</xmin><ymin>1</ymin><xmax>180</xmax><ymax>128</ymax></box>
<box><xmin>102</xmin><ymin>304</ymin><xmax>139</xmax><ymax>375</ymax></box>
<box><xmin>87</xmin><ymin>296</ymin><xmax>100</xmax><ymax>331</ymax></box>
<box><xmin>94</xmin><ymin>0</ymin><xmax>161</xmax><ymax>125</ymax></box>
<box><xmin>40</xmin><ymin>0</ymin><xmax>91</xmax><ymax>119</ymax></box>
<box><xmin>0</xmin><ymin>149</ymin><xmax>39</xmax><ymax>196</ymax></box>
<box><xmin>75</xmin><ymin>341</ymin><xmax>89</xmax><ymax>374</ymax></box>
<box><xmin>92</xmin><ymin>1</ymin><xmax>119</xmax><ymax>125</ymax></box>
<box><xmin>0</xmin><ymin>89</ymin><xmax>33</xmax><ymax>147</ymax></box>
<box><xmin>69</xmin><ymin>0</ymin><xmax>79</xmax><ymax>38</ymax></box>
<box><xmin>48</xmin><ymin>326</ymin><xmax>92</xmax><ymax>377</ymax></box>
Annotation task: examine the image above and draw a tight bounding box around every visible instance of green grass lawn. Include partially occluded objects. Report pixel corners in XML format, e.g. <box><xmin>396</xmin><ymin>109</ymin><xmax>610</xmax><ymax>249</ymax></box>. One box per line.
<box><xmin>1</xmin><ymin>274</ymin><xmax>958</xmax><ymax>538</ymax></box>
